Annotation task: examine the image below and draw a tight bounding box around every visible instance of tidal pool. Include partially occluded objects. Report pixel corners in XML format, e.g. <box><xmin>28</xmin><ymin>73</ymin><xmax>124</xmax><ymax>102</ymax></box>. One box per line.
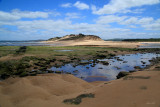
<box><xmin>50</xmin><ymin>53</ymin><xmax>160</xmax><ymax>82</ymax></box>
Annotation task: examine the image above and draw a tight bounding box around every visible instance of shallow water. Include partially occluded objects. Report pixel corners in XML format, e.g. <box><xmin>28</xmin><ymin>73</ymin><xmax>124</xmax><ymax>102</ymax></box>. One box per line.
<box><xmin>0</xmin><ymin>41</ymin><xmax>47</xmax><ymax>46</ymax></box>
<box><xmin>139</xmin><ymin>43</ymin><xmax>160</xmax><ymax>48</ymax></box>
<box><xmin>50</xmin><ymin>53</ymin><xmax>160</xmax><ymax>82</ymax></box>
<box><xmin>0</xmin><ymin>41</ymin><xmax>63</xmax><ymax>46</ymax></box>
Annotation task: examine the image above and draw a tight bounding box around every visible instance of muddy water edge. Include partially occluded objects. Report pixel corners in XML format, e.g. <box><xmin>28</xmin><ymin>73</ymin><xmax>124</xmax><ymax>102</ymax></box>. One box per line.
<box><xmin>0</xmin><ymin>46</ymin><xmax>160</xmax><ymax>81</ymax></box>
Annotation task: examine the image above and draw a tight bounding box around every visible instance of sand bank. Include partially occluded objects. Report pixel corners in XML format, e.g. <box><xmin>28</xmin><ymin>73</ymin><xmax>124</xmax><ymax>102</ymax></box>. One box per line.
<box><xmin>42</xmin><ymin>40</ymin><xmax>142</xmax><ymax>48</ymax></box>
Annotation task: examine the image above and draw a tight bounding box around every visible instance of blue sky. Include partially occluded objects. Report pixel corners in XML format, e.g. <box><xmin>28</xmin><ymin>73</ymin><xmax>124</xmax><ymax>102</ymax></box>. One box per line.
<box><xmin>0</xmin><ymin>0</ymin><xmax>160</xmax><ymax>40</ymax></box>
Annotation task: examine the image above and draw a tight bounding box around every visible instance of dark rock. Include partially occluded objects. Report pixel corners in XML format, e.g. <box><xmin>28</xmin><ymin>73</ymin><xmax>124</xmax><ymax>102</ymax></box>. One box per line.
<box><xmin>73</xmin><ymin>70</ymin><xmax>79</xmax><ymax>73</ymax></box>
<box><xmin>134</xmin><ymin>66</ymin><xmax>141</xmax><ymax>69</ymax></box>
<box><xmin>86</xmin><ymin>67</ymin><xmax>89</xmax><ymax>69</ymax></box>
<box><xmin>98</xmin><ymin>67</ymin><xmax>103</xmax><ymax>69</ymax></box>
<box><xmin>117</xmin><ymin>71</ymin><xmax>130</xmax><ymax>79</ymax></box>
<box><xmin>100</xmin><ymin>61</ymin><xmax>109</xmax><ymax>65</ymax></box>
<box><xmin>129</xmin><ymin>70</ymin><xmax>136</xmax><ymax>73</ymax></box>
<box><xmin>55</xmin><ymin>71</ymin><xmax>62</xmax><ymax>74</ymax></box>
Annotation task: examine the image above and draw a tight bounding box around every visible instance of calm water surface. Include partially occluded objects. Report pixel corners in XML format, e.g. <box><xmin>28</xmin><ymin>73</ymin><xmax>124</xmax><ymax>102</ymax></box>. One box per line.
<box><xmin>0</xmin><ymin>41</ymin><xmax>63</xmax><ymax>46</ymax></box>
<box><xmin>139</xmin><ymin>43</ymin><xmax>160</xmax><ymax>48</ymax></box>
<box><xmin>50</xmin><ymin>53</ymin><xmax>160</xmax><ymax>82</ymax></box>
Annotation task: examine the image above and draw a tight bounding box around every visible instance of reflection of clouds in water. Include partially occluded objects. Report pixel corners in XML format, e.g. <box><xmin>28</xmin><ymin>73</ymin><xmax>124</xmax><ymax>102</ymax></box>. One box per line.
<box><xmin>51</xmin><ymin>53</ymin><xmax>160</xmax><ymax>82</ymax></box>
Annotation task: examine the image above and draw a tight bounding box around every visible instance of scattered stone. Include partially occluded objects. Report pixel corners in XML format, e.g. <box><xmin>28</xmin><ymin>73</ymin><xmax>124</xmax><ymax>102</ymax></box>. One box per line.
<box><xmin>114</xmin><ymin>66</ymin><xmax>121</xmax><ymax>70</ymax></box>
<box><xmin>100</xmin><ymin>61</ymin><xmax>109</xmax><ymax>65</ymax></box>
<box><xmin>98</xmin><ymin>67</ymin><xmax>103</xmax><ymax>69</ymax></box>
<box><xmin>123</xmin><ymin>61</ymin><xmax>128</xmax><ymax>63</ymax></box>
<box><xmin>55</xmin><ymin>71</ymin><xmax>62</xmax><ymax>74</ymax></box>
<box><xmin>86</xmin><ymin>67</ymin><xmax>89</xmax><ymax>69</ymax></box>
<box><xmin>134</xmin><ymin>66</ymin><xmax>141</xmax><ymax>69</ymax></box>
<box><xmin>129</xmin><ymin>70</ymin><xmax>136</xmax><ymax>73</ymax></box>
<box><xmin>141</xmin><ymin>61</ymin><xmax>146</xmax><ymax>64</ymax></box>
<box><xmin>73</xmin><ymin>70</ymin><xmax>79</xmax><ymax>73</ymax></box>
<box><xmin>47</xmin><ymin>70</ymin><xmax>54</xmax><ymax>73</ymax></box>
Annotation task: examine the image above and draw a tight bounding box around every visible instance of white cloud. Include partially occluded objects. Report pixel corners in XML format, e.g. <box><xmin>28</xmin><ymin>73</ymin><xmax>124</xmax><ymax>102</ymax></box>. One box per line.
<box><xmin>60</xmin><ymin>3</ymin><xmax>72</xmax><ymax>8</ymax></box>
<box><xmin>138</xmin><ymin>17</ymin><xmax>154</xmax><ymax>24</ymax></box>
<box><xmin>1</xmin><ymin>17</ymin><xmax>159</xmax><ymax>40</ymax></box>
<box><xmin>92</xmin><ymin>0</ymin><xmax>160</xmax><ymax>14</ymax></box>
<box><xmin>0</xmin><ymin>11</ymin><xmax>20</xmax><ymax>21</ymax></box>
<box><xmin>11</xmin><ymin>9</ymin><xmax>49</xmax><ymax>18</ymax></box>
<box><xmin>121</xmin><ymin>17</ymin><xmax>138</xmax><ymax>25</ymax></box>
<box><xmin>142</xmin><ymin>21</ymin><xmax>160</xmax><ymax>30</ymax></box>
<box><xmin>128</xmin><ymin>25</ymin><xmax>137</xmax><ymax>28</ymax></box>
<box><xmin>120</xmin><ymin>17</ymin><xmax>154</xmax><ymax>25</ymax></box>
<box><xmin>0</xmin><ymin>9</ymin><xmax>159</xmax><ymax>40</ymax></box>
<box><xmin>74</xmin><ymin>1</ymin><xmax>89</xmax><ymax>10</ymax></box>
<box><xmin>120</xmin><ymin>17</ymin><xmax>160</xmax><ymax>31</ymax></box>
<box><xmin>96</xmin><ymin>15</ymin><xmax>127</xmax><ymax>24</ymax></box>
<box><xmin>0</xmin><ymin>9</ymin><xmax>49</xmax><ymax>21</ymax></box>
<box><xmin>65</xmin><ymin>13</ymin><xmax>80</xmax><ymax>19</ymax></box>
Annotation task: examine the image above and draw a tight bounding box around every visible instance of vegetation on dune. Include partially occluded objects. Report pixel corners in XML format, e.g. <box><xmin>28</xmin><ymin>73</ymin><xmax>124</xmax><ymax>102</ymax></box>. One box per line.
<box><xmin>48</xmin><ymin>33</ymin><xmax>102</xmax><ymax>41</ymax></box>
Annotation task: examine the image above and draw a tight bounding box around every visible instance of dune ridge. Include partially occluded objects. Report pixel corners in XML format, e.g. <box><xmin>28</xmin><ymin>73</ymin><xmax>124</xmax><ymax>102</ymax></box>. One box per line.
<box><xmin>1</xmin><ymin>69</ymin><xmax>160</xmax><ymax>107</ymax></box>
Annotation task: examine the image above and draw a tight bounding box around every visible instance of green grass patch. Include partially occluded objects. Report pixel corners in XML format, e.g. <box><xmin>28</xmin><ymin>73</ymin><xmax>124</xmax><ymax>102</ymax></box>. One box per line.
<box><xmin>63</xmin><ymin>93</ymin><xmax>95</xmax><ymax>105</ymax></box>
<box><xmin>0</xmin><ymin>46</ymin><xmax>19</xmax><ymax>57</ymax></box>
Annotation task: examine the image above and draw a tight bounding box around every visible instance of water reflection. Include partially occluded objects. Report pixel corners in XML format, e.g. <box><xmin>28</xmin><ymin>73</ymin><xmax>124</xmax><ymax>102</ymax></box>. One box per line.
<box><xmin>50</xmin><ymin>53</ymin><xmax>160</xmax><ymax>82</ymax></box>
<box><xmin>139</xmin><ymin>43</ymin><xmax>160</xmax><ymax>48</ymax></box>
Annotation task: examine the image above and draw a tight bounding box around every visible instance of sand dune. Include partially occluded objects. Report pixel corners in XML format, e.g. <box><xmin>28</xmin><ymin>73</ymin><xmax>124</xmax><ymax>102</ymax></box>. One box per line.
<box><xmin>0</xmin><ymin>70</ymin><xmax>160</xmax><ymax>107</ymax></box>
<box><xmin>0</xmin><ymin>74</ymin><xmax>93</xmax><ymax>107</ymax></box>
<box><xmin>43</xmin><ymin>40</ymin><xmax>142</xmax><ymax>48</ymax></box>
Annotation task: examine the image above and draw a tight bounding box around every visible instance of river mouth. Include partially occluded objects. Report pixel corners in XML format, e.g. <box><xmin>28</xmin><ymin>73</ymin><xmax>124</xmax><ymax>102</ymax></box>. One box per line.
<box><xmin>50</xmin><ymin>53</ymin><xmax>160</xmax><ymax>82</ymax></box>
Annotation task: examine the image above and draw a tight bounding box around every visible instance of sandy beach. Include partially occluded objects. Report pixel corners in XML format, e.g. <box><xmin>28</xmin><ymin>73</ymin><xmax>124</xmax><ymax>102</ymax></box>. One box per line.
<box><xmin>0</xmin><ymin>66</ymin><xmax>160</xmax><ymax>107</ymax></box>
<box><xmin>42</xmin><ymin>40</ymin><xmax>142</xmax><ymax>48</ymax></box>
<box><xmin>1</xmin><ymin>0</ymin><xmax>160</xmax><ymax>106</ymax></box>
<box><xmin>0</xmin><ymin>40</ymin><xmax>160</xmax><ymax>107</ymax></box>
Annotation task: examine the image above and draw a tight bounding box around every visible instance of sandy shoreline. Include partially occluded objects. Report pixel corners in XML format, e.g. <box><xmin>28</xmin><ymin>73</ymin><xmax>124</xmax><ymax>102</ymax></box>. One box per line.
<box><xmin>0</xmin><ymin>64</ymin><xmax>160</xmax><ymax>107</ymax></box>
<box><xmin>0</xmin><ymin>41</ymin><xmax>160</xmax><ymax>107</ymax></box>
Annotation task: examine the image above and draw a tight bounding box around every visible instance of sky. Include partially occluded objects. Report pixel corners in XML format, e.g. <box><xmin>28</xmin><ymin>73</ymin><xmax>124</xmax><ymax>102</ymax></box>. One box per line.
<box><xmin>0</xmin><ymin>0</ymin><xmax>160</xmax><ymax>40</ymax></box>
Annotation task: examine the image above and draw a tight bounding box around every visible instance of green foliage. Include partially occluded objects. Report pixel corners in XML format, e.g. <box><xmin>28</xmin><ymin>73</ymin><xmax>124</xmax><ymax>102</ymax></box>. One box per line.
<box><xmin>63</xmin><ymin>93</ymin><xmax>95</xmax><ymax>105</ymax></box>
<box><xmin>19</xmin><ymin>71</ymin><xmax>28</xmax><ymax>77</ymax></box>
<box><xmin>0</xmin><ymin>46</ymin><xmax>19</xmax><ymax>57</ymax></box>
<box><xmin>15</xmin><ymin>46</ymin><xmax>27</xmax><ymax>54</ymax></box>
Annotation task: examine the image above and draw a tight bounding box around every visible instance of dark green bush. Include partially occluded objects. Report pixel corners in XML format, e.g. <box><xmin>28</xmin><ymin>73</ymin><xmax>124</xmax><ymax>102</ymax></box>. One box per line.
<box><xmin>63</xmin><ymin>93</ymin><xmax>95</xmax><ymax>105</ymax></box>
